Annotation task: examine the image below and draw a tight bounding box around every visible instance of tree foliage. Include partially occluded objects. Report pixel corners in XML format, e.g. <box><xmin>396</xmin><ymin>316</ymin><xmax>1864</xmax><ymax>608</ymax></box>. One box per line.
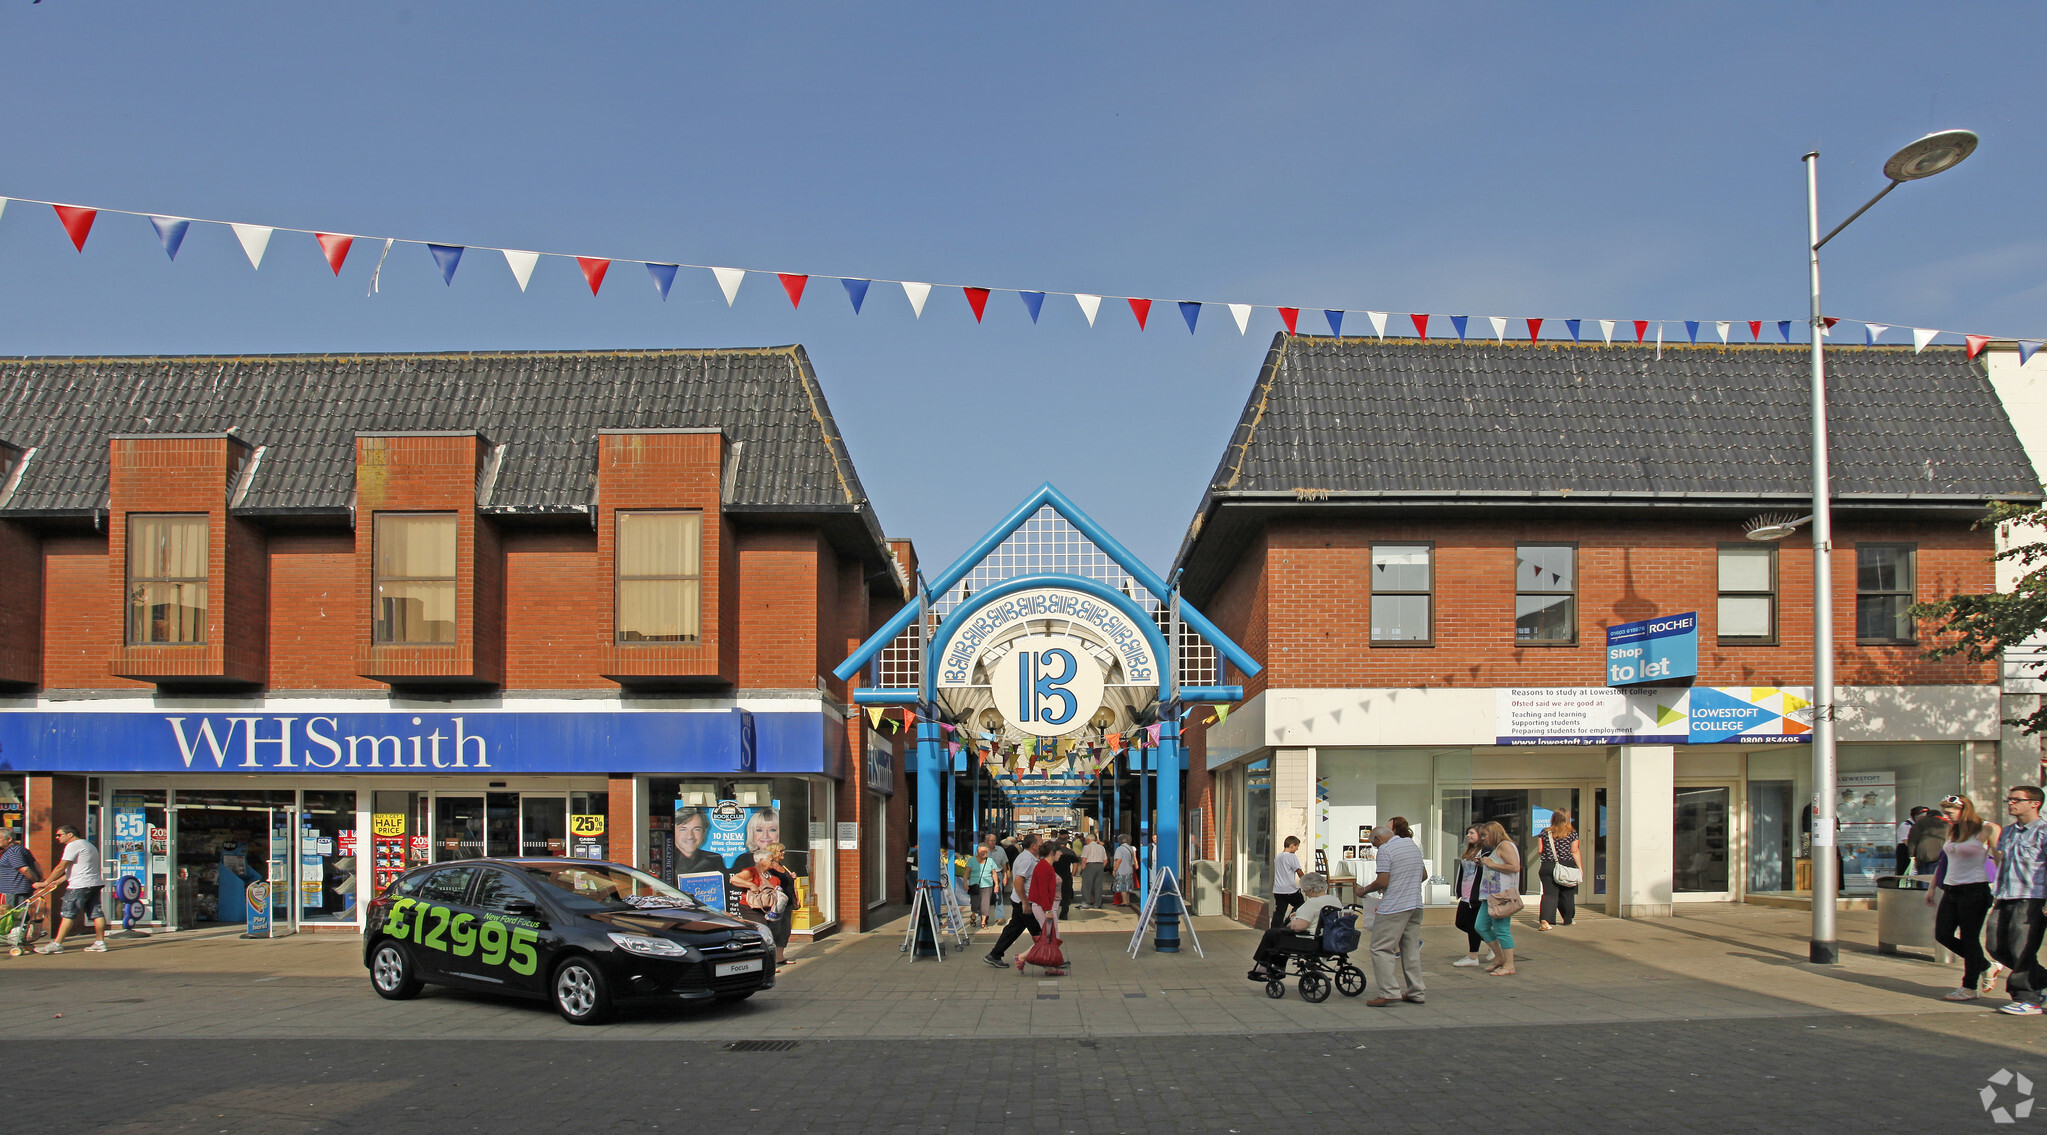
<box><xmin>1912</xmin><ymin>499</ymin><xmax>2047</xmax><ymax>735</ymax></box>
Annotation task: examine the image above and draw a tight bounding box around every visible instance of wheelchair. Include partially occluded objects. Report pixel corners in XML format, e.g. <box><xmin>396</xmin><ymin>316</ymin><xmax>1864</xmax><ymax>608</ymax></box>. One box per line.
<box><xmin>1247</xmin><ymin>904</ymin><xmax>1368</xmax><ymax>1003</ymax></box>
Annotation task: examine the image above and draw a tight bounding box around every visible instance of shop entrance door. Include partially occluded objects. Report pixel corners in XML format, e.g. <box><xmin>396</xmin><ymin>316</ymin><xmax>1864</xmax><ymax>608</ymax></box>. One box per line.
<box><xmin>1673</xmin><ymin>784</ymin><xmax>1737</xmax><ymax>901</ymax></box>
<box><xmin>167</xmin><ymin>797</ymin><xmax>297</xmax><ymax>933</ymax></box>
<box><xmin>1470</xmin><ymin>786</ymin><xmax>1583</xmax><ymax>898</ymax></box>
<box><xmin>433</xmin><ymin>793</ymin><xmax>527</xmax><ymax>862</ymax></box>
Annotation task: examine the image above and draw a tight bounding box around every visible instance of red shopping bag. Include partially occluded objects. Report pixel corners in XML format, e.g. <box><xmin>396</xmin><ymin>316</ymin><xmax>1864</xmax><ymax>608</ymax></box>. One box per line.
<box><xmin>1022</xmin><ymin>914</ymin><xmax>1065</xmax><ymax>970</ymax></box>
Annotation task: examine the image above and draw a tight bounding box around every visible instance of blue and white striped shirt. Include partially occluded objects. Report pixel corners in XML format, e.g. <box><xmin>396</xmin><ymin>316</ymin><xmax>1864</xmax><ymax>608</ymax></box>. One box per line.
<box><xmin>1996</xmin><ymin>820</ymin><xmax>2047</xmax><ymax>901</ymax></box>
<box><xmin>1373</xmin><ymin>836</ymin><xmax>1427</xmax><ymax>915</ymax></box>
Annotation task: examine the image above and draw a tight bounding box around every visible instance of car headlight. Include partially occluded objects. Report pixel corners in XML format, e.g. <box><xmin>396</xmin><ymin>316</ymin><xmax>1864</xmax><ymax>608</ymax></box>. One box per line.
<box><xmin>607</xmin><ymin>932</ymin><xmax>692</xmax><ymax>958</ymax></box>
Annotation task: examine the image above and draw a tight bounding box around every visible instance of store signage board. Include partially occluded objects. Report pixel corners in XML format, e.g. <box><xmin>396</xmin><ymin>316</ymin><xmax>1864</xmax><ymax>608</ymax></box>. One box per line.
<box><xmin>836</xmin><ymin>821</ymin><xmax>859</xmax><ymax>850</ymax></box>
<box><xmin>1605</xmin><ymin>613</ymin><xmax>1698</xmax><ymax>687</ymax></box>
<box><xmin>1496</xmin><ymin>687</ymin><xmax>1811</xmax><ymax>745</ymax></box>
<box><xmin>0</xmin><ymin>708</ymin><xmax>831</xmax><ymax>775</ymax></box>
<box><xmin>863</xmin><ymin>729</ymin><xmax>895</xmax><ymax>796</ymax></box>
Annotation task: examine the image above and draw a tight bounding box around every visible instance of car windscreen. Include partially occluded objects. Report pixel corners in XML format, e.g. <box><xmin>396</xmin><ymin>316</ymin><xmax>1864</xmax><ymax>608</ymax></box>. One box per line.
<box><xmin>515</xmin><ymin>863</ymin><xmax>707</xmax><ymax>915</ymax></box>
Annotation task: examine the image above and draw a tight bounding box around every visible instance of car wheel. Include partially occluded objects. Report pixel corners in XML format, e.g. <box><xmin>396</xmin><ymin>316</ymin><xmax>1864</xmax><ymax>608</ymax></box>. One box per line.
<box><xmin>551</xmin><ymin>957</ymin><xmax>613</xmax><ymax>1025</ymax></box>
<box><xmin>1300</xmin><ymin>973</ymin><xmax>1332</xmax><ymax>1003</ymax></box>
<box><xmin>369</xmin><ymin>941</ymin><xmax>422</xmax><ymax>1001</ymax></box>
<box><xmin>1335</xmin><ymin>964</ymin><xmax>1366</xmax><ymax>998</ymax></box>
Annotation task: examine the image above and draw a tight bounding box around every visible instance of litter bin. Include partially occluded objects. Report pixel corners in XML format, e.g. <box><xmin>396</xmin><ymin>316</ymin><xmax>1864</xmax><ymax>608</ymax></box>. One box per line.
<box><xmin>1191</xmin><ymin>860</ymin><xmax>1222</xmax><ymax>917</ymax></box>
<box><xmin>1876</xmin><ymin>875</ymin><xmax>1952</xmax><ymax>963</ymax></box>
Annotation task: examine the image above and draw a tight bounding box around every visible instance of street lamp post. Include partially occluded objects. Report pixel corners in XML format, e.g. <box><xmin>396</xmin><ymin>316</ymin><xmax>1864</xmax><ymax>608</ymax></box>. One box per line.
<box><xmin>1794</xmin><ymin>130</ymin><xmax>1977</xmax><ymax>965</ymax></box>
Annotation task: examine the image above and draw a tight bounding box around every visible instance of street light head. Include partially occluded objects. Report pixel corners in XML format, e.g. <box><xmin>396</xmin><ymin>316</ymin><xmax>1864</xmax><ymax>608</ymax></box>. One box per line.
<box><xmin>1744</xmin><ymin>512</ymin><xmax>1814</xmax><ymax>542</ymax></box>
<box><xmin>1882</xmin><ymin>129</ymin><xmax>1979</xmax><ymax>182</ymax></box>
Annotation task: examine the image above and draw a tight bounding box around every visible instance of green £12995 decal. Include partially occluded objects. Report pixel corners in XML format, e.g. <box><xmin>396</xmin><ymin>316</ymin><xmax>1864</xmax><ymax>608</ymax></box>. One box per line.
<box><xmin>383</xmin><ymin>898</ymin><xmax>539</xmax><ymax>976</ymax></box>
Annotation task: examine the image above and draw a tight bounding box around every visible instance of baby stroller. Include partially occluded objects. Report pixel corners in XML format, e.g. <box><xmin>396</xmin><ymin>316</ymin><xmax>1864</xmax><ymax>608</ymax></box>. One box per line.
<box><xmin>1252</xmin><ymin>903</ymin><xmax>1367</xmax><ymax>1002</ymax></box>
<box><xmin>3</xmin><ymin>894</ymin><xmax>48</xmax><ymax>956</ymax></box>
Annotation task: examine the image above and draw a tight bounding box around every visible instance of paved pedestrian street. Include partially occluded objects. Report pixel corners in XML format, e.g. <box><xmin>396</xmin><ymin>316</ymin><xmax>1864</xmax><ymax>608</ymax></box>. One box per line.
<box><xmin>8</xmin><ymin>905</ymin><xmax>2047</xmax><ymax>1131</ymax></box>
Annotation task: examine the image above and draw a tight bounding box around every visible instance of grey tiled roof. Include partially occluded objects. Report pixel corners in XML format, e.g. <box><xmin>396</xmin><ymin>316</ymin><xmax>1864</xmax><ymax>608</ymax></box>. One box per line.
<box><xmin>0</xmin><ymin>346</ymin><xmax>875</xmax><ymax>521</ymax></box>
<box><xmin>1205</xmin><ymin>336</ymin><xmax>2038</xmax><ymax>501</ymax></box>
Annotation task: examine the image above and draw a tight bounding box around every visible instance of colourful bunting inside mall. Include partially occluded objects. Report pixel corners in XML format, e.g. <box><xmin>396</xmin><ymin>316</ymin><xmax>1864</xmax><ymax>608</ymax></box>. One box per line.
<box><xmin>0</xmin><ymin>191</ymin><xmax>2036</xmax><ymax>353</ymax></box>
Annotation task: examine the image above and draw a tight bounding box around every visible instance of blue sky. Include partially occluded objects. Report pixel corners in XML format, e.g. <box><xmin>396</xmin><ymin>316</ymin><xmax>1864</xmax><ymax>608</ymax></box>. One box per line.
<box><xmin>0</xmin><ymin>3</ymin><xmax>2040</xmax><ymax>574</ymax></box>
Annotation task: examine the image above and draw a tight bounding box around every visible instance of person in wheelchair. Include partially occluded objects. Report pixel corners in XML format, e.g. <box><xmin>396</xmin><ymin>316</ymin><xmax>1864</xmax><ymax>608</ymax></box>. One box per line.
<box><xmin>1248</xmin><ymin>871</ymin><xmax>1341</xmax><ymax>980</ymax></box>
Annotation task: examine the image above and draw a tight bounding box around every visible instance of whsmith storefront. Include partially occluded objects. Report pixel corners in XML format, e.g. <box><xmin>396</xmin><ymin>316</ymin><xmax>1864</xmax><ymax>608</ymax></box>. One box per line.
<box><xmin>3</xmin><ymin>702</ymin><xmax>851</xmax><ymax>935</ymax></box>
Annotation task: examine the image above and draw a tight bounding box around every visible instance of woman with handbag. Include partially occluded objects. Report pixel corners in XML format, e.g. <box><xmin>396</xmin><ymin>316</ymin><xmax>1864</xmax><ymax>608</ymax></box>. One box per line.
<box><xmin>1537</xmin><ymin>810</ymin><xmax>1580</xmax><ymax>931</ymax></box>
<box><xmin>1474</xmin><ymin>821</ymin><xmax>1522</xmax><ymax>976</ymax></box>
<box><xmin>1927</xmin><ymin>793</ymin><xmax>2000</xmax><ymax>1001</ymax></box>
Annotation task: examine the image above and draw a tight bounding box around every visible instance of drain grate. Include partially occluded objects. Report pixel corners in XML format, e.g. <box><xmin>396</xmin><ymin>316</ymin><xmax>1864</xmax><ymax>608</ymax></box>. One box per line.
<box><xmin>724</xmin><ymin>1040</ymin><xmax>800</xmax><ymax>1052</ymax></box>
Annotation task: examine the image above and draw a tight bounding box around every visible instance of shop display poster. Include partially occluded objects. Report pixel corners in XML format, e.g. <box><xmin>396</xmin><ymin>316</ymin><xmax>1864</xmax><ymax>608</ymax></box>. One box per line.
<box><xmin>1837</xmin><ymin>770</ymin><xmax>1897</xmax><ymax>888</ymax></box>
<box><xmin>674</xmin><ymin>871</ymin><xmax>726</xmax><ymax>912</ymax></box>
<box><xmin>1496</xmin><ymin>686</ymin><xmax>1813</xmax><ymax>745</ymax></box>
<box><xmin>570</xmin><ymin>814</ymin><xmax>606</xmax><ymax>860</ymax></box>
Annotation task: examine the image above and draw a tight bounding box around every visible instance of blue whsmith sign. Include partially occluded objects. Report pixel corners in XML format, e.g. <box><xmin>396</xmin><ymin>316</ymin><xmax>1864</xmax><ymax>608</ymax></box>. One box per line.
<box><xmin>1605</xmin><ymin>612</ymin><xmax>1699</xmax><ymax>687</ymax></box>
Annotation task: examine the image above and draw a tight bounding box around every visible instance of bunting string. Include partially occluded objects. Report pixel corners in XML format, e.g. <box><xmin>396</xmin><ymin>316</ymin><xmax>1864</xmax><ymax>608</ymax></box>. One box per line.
<box><xmin>1</xmin><ymin>191</ymin><xmax>2035</xmax><ymax>355</ymax></box>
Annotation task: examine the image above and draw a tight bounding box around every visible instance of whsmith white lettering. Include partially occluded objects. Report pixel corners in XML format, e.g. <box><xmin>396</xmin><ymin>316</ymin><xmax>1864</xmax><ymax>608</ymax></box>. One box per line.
<box><xmin>163</xmin><ymin>716</ymin><xmax>489</xmax><ymax>770</ymax></box>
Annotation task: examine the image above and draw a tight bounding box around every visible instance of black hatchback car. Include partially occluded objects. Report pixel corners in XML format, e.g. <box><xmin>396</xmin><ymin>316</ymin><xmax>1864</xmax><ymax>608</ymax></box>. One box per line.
<box><xmin>362</xmin><ymin>857</ymin><xmax>775</xmax><ymax>1024</ymax></box>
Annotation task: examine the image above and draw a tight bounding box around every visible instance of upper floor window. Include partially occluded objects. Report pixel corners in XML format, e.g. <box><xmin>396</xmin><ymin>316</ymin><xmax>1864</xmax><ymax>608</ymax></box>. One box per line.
<box><xmin>616</xmin><ymin>511</ymin><xmax>702</xmax><ymax>643</ymax></box>
<box><xmin>127</xmin><ymin>514</ymin><xmax>207</xmax><ymax>644</ymax></box>
<box><xmin>1370</xmin><ymin>544</ymin><xmax>1432</xmax><ymax>644</ymax></box>
<box><xmin>1856</xmin><ymin>544</ymin><xmax>1916</xmax><ymax>644</ymax></box>
<box><xmin>1717</xmin><ymin>544</ymin><xmax>1776</xmax><ymax>642</ymax></box>
<box><xmin>374</xmin><ymin>513</ymin><xmax>457</xmax><ymax>644</ymax></box>
<box><xmin>1515</xmin><ymin>545</ymin><xmax>1576</xmax><ymax>644</ymax></box>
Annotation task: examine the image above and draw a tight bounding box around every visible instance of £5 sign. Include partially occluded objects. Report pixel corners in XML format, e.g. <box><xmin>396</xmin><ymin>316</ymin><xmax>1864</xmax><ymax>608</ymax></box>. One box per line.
<box><xmin>990</xmin><ymin>634</ymin><xmax>1106</xmax><ymax>738</ymax></box>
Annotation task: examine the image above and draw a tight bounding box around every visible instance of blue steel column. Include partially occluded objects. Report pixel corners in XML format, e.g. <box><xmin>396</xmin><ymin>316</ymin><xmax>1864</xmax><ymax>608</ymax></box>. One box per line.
<box><xmin>915</xmin><ymin>718</ymin><xmax>942</xmax><ymax>956</ymax></box>
<box><xmin>1153</xmin><ymin>717</ymin><xmax>1182</xmax><ymax>952</ymax></box>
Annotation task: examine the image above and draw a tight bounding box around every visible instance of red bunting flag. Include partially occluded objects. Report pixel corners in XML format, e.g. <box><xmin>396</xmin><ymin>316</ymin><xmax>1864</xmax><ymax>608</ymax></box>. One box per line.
<box><xmin>52</xmin><ymin>205</ymin><xmax>96</xmax><ymax>251</ymax></box>
<box><xmin>963</xmin><ymin>286</ymin><xmax>991</xmax><ymax>322</ymax></box>
<box><xmin>1633</xmin><ymin>320</ymin><xmax>1649</xmax><ymax>343</ymax></box>
<box><xmin>1822</xmin><ymin>316</ymin><xmax>1840</xmax><ymax>334</ymax></box>
<box><xmin>577</xmin><ymin>257</ymin><xmax>611</xmax><ymax>296</ymax></box>
<box><xmin>314</xmin><ymin>233</ymin><xmax>353</xmax><ymax>275</ymax></box>
<box><xmin>778</xmin><ymin>273</ymin><xmax>808</xmax><ymax>308</ymax></box>
<box><xmin>1410</xmin><ymin>313</ymin><xmax>1429</xmax><ymax>339</ymax></box>
<box><xmin>1748</xmin><ymin>320</ymin><xmax>1763</xmax><ymax>342</ymax></box>
<box><xmin>1128</xmin><ymin>298</ymin><xmax>1151</xmax><ymax>330</ymax></box>
<box><xmin>1526</xmin><ymin>318</ymin><xmax>1543</xmax><ymax>344</ymax></box>
<box><xmin>1277</xmin><ymin>307</ymin><xmax>1300</xmax><ymax>335</ymax></box>
<box><xmin>1967</xmin><ymin>334</ymin><xmax>1992</xmax><ymax>360</ymax></box>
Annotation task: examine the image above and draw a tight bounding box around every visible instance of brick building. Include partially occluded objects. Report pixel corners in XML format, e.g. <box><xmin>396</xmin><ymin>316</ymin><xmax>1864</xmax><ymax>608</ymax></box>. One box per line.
<box><xmin>1177</xmin><ymin>337</ymin><xmax>2038</xmax><ymax>923</ymax></box>
<box><xmin>0</xmin><ymin>347</ymin><xmax>912</xmax><ymax>937</ymax></box>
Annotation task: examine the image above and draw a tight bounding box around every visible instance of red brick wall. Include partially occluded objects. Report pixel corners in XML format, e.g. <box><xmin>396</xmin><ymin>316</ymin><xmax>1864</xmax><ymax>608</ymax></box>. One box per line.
<box><xmin>503</xmin><ymin>529</ymin><xmax>607</xmax><ymax>689</ymax></box>
<box><xmin>268</xmin><ymin>532</ymin><xmax>379</xmax><ymax>690</ymax></box>
<box><xmin>1206</xmin><ymin>514</ymin><xmax>1995</xmax><ymax>692</ymax></box>
<box><xmin>43</xmin><ymin>535</ymin><xmax>142</xmax><ymax>690</ymax></box>
<box><xmin>735</xmin><ymin>530</ymin><xmax>824</xmax><ymax>689</ymax></box>
<box><xmin>0</xmin><ymin>520</ymin><xmax>42</xmax><ymax>685</ymax></box>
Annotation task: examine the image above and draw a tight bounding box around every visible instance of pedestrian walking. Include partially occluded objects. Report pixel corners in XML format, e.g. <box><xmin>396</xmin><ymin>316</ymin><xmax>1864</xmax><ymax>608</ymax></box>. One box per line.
<box><xmin>1929</xmin><ymin>793</ymin><xmax>2000</xmax><ymax>1001</ymax></box>
<box><xmin>967</xmin><ymin>844</ymin><xmax>998</xmax><ymax>928</ymax></box>
<box><xmin>1360</xmin><ymin>817</ymin><xmax>1427</xmax><ymax>1006</ymax></box>
<box><xmin>983</xmin><ymin>833</ymin><xmax>1042</xmax><ymax>968</ymax></box>
<box><xmin>1989</xmin><ymin>786</ymin><xmax>2047</xmax><ymax>1015</ymax></box>
<box><xmin>1473</xmin><ymin>821</ymin><xmax>1522</xmax><ymax>976</ymax></box>
<box><xmin>0</xmin><ymin>829</ymin><xmax>41</xmax><ymax>953</ymax></box>
<box><xmin>1051</xmin><ymin>839</ymin><xmax>1077</xmax><ymax>920</ymax></box>
<box><xmin>1536</xmin><ymin>809</ymin><xmax>1580</xmax><ymax>931</ymax></box>
<box><xmin>1451</xmin><ymin>826</ymin><xmax>1493</xmax><ymax>969</ymax></box>
<box><xmin>33</xmin><ymin>825</ymin><xmax>108</xmax><ymax>954</ymax></box>
<box><xmin>1020</xmin><ymin>843</ymin><xmax>1067</xmax><ymax>975</ymax></box>
<box><xmin>1080</xmin><ymin>835</ymin><xmax>1109</xmax><ymax>908</ymax></box>
<box><xmin>1112</xmin><ymin>834</ymin><xmax>1137</xmax><ymax>905</ymax></box>
<box><xmin>1271</xmin><ymin>835</ymin><xmax>1305</xmax><ymax>929</ymax></box>
<box><xmin>984</xmin><ymin>834</ymin><xmax>1010</xmax><ymax>920</ymax></box>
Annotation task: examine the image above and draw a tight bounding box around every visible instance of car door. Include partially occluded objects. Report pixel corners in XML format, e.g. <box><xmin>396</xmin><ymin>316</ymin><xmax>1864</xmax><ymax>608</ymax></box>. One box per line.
<box><xmin>398</xmin><ymin>866</ymin><xmax>478</xmax><ymax>985</ymax></box>
<box><xmin>465</xmin><ymin>866</ymin><xmax>560</xmax><ymax>996</ymax></box>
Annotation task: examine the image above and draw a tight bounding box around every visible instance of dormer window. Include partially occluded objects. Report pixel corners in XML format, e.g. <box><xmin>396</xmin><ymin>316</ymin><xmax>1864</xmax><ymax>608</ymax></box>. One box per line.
<box><xmin>373</xmin><ymin>513</ymin><xmax>457</xmax><ymax>644</ymax></box>
<box><xmin>616</xmin><ymin>511</ymin><xmax>702</xmax><ymax>643</ymax></box>
<box><xmin>127</xmin><ymin>514</ymin><xmax>208</xmax><ymax>644</ymax></box>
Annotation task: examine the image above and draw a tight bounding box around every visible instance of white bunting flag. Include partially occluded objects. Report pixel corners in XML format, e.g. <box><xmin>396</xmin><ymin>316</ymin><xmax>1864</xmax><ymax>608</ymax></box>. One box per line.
<box><xmin>1912</xmin><ymin>327</ymin><xmax>1938</xmax><ymax>353</ymax></box>
<box><xmin>901</xmin><ymin>281</ymin><xmax>931</xmax><ymax>318</ymax></box>
<box><xmin>1487</xmin><ymin>316</ymin><xmax>1508</xmax><ymax>342</ymax></box>
<box><xmin>1227</xmin><ymin>303</ymin><xmax>1251</xmax><ymax>334</ymax></box>
<box><xmin>230</xmin><ymin>224</ymin><xmax>273</xmax><ymax>270</ymax></box>
<box><xmin>1367</xmin><ymin>311</ymin><xmax>1388</xmax><ymax>339</ymax></box>
<box><xmin>1715</xmin><ymin>320</ymin><xmax>1731</xmax><ymax>344</ymax></box>
<box><xmin>0</xmin><ymin>198</ymin><xmax>7</xmax><ymax>225</ymax></box>
<box><xmin>711</xmin><ymin>267</ymin><xmax>745</xmax><ymax>307</ymax></box>
<box><xmin>1865</xmin><ymin>322</ymin><xmax>1889</xmax><ymax>345</ymax></box>
<box><xmin>501</xmin><ymin>250</ymin><xmax>539</xmax><ymax>292</ymax></box>
<box><xmin>1074</xmin><ymin>293</ymin><xmax>1101</xmax><ymax>327</ymax></box>
<box><xmin>1598</xmin><ymin>319</ymin><xmax>1616</xmax><ymax>344</ymax></box>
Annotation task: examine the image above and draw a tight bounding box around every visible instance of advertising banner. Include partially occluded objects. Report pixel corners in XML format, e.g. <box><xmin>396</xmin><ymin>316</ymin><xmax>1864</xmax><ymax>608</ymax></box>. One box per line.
<box><xmin>1497</xmin><ymin>686</ymin><xmax>1812</xmax><ymax>745</ymax></box>
<box><xmin>1837</xmin><ymin>770</ymin><xmax>1898</xmax><ymax>890</ymax></box>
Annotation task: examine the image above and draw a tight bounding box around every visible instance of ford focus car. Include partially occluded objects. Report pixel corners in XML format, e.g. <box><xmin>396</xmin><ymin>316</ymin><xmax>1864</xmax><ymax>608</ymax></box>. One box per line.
<box><xmin>363</xmin><ymin>857</ymin><xmax>774</xmax><ymax>1024</ymax></box>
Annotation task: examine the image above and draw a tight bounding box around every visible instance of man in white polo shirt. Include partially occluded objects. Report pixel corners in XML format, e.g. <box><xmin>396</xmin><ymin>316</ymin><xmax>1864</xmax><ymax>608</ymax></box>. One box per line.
<box><xmin>1359</xmin><ymin>818</ymin><xmax>1427</xmax><ymax>1006</ymax></box>
<box><xmin>34</xmin><ymin>825</ymin><xmax>109</xmax><ymax>954</ymax></box>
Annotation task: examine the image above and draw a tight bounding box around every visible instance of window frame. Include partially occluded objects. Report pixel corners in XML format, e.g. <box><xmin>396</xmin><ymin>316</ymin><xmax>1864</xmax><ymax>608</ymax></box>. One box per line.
<box><xmin>1513</xmin><ymin>543</ymin><xmax>1578</xmax><ymax>647</ymax></box>
<box><xmin>1715</xmin><ymin>542</ymin><xmax>1778</xmax><ymax>646</ymax></box>
<box><xmin>1368</xmin><ymin>541</ymin><xmax>1435</xmax><ymax>647</ymax></box>
<box><xmin>613</xmin><ymin>509</ymin><xmax>704</xmax><ymax>645</ymax></box>
<box><xmin>1855</xmin><ymin>542</ymin><xmax>1918</xmax><ymax>646</ymax></box>
<box><xmin>371</xmin><ymin>511</ymin><xmax>459</xmax><ymax>646</ymax></box>
<box><xmin>125</xmin><ymin>512</ymin><xmax>210</xmax><ymax>646</ymax></box>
